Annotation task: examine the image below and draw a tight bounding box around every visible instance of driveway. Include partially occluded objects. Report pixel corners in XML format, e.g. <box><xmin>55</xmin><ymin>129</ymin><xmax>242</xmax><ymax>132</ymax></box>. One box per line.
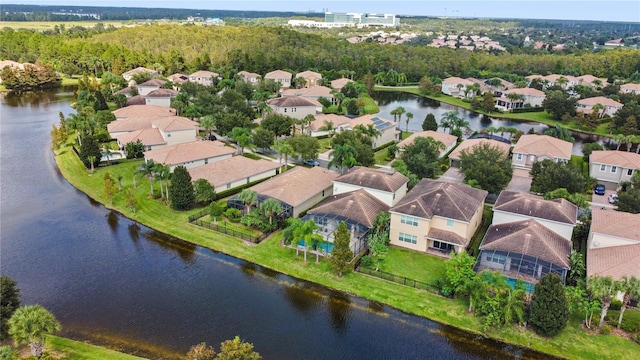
<box><xmin>590</xmin><ymin>188</ymin><xmax>617</xmax><ymax>210</ymax></box>
<box><xmin>506</xmin><ymin>168</ymin><xmax>532</xmax><ymax>193</ymax></box>
<box><xmin>439</xmin><ymin>167</ymin><xmax>464</xmax><ymax>183</ymax></box>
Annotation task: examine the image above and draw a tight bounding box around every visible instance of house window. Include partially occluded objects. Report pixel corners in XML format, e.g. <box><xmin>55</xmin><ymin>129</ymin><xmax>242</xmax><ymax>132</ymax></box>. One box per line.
<box><xmin>446</xmin><ymin>219</ymin><xmax>454</xmax><ymax>227</ymax></box>
<box><xmin>167</xmin><ymin>132</ymin><xmax>171</xmax><ymax>137</ymax></box>
<box><xmin>628</xmin><ymin>169</ymin><xmax>634</xmax><ymax>176</ymax></box>
<box><xmin>433</xmin><ymin>241</ymin><xmax>454</xmax><ymax>252</ymax></box>
<box><xmin>400</xmin><ymin>215</ymin><xmax>419</xmax><ymax>226</ymax></box>
<box><xmin>284</xmin><ymin>108</ymin><xmax>287</xmax><ymax>113</ymax></box>
<box><xmin>398</xmin><ymin>233</ymin><xmax>417</xmax><ymax>244</ymax></box>
<box><xmin>611</xmin><ymin>166</ymin><xmax>618</xmax><ymax>173</ymax></box>
<box><xmin>516</xmin><ymin>153</ymin><xmax>523</xmax><ymax>160</ymax></box>
<box><xmin>204</xmin><ymin>159</ymin><xmax>208</xmax><ymax>165</ymax></box>
<box><xmin>226</xmin><ymin>184</ymin><xmax>231</xmax><ymax>189</ymax></box>
<box><xmin>600</xmin><ymin>164</ymin><xmax>606</xmax><ymax>172</ymax></box>
<box><xmin>322</xmin><ymin>190</ymin><xmax>325</xmax><ymax>197</ymax></box>
<box><xmin>485</xmin><ymin>253</ymin><xmax>506</xmax><ymax>265</ymax></box>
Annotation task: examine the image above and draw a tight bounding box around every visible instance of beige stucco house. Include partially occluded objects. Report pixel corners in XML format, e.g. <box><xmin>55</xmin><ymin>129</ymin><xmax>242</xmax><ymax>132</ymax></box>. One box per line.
<box><xmin>343</xmin><ymin>114</ymin><xmax>398</xmax><ymax>148</ymax></box>
<box><xmin>122</xmin><ymin>67</ymin><xmax>159</xmax><ymax>82</ymax></box>
<box><xmin>589</xmin><ymin>150</ymin><xmax>640</xmax><ymax>189</ymax></box>
<box><xmin>266</xmin><ymin>96</ymin><xmax>322</xmax><ymax>120</ymax></box>
<box><xmin>441</xmin><ymin>77</ymin><xmax>475</xmax><ymax>98</ymax></box>
<box><xmin>145</xmin><ymin>89</ymin><xmax>178</xmax><ymax>107</ymax></box>
<box><xmin>511</xmin><ymin>134</ymin><xmax>572</xmax><ymax>170</ymax></box>
<box><xmin>448</xmin><ymin>138</ymin><xmax>511</xmax><ymax>168</ymax></box>
<box><xmin>144</xmin><ymin>140</ymin><xmax>235</xmax><ymax>170</ymax></box>
<box><xmin>333</xmin><ymin>166</ymin><xmax>409</xmax><ymax>206</ymax></box>
<box><xmin>295</xmin><ymin>70</ymin><xmax>322</xmax><ymax>87</ymax></box>
<box><xmin>397</xmin><ymin>131</ymin><xmax>458</xmax><ymax>159</ymax></box>
<box><xmin>189</xmin><ymin>70</ymin><xmax>219</xmax><ymax>86</ymax></box>
<box><xmin>282</xmin><ymin>86</ymin><xmax>335</xmax><ymax>104</ymax></box>
<box><xmin>620</xmin><ymin>83</ymin><xmax>640</xmax><ymax>95</ymax></box>
<box><xmin>306</xmin><ymin>114</ymin><xmax>352</xmax><ymax>137</ymax></box>
<box><xmin>495</xmin><ymin>88</ymin><xmax>546</xmax><ymax>111</ymax></box>
<box><xmin>389</xmin><ymin>180</ymin><xmax>487</xmax><ymax>256</ymax></box>
<box><xmin>237</xmin><ymin>71</ymin><xmax>261</xmax><ymax>84</ymax></box>
<box><xmin>136</xmin><ymin>79</ymin><xmax>166</xmax><ymax>96</ymax></box>
<box><xmin>576</xmin><ymin>96</ymin><xmax>623</xmax><ymax>118</ymax></box>
<box><xmin>188</xmin><ymin>156</ymin><xmax>280</xmax><ymax>191</ymax></box>
<box><xmin>264</xmin><ymin>70</ymin><xmax>293</xmax><ymax>88</ymax></box>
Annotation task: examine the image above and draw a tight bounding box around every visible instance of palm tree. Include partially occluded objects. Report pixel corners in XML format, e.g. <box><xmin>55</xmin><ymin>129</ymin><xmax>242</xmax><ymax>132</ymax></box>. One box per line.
<box><xmin>506</xmin><ymin>92</ymin><xmax>525</xmax><ymax>109</ymax></box>
<box><xmin>394</xmin><ymin>106</ymin><xmax>406</xmax><ymax>126</ymax></box>
<box><xmin>328</xmin><ymin>143</ymin><xmax>358</xmax><ymax>174</ymax></box>
<box><xmin>441</xmin><ymin>111</ymin><xmax>464</xmax><ymax>133</ymax></box>
<box><xmin>373</xmin><ymin>72</ymin><xmax>385</xmax><ymax>85</ymax></box>
<box><xmin>592</xmin><ymin>103</ymin><xmax>605</xmax><ymax>119</ymax></box>
<box><xmin>503</xmin><ymin>281</ymin><xmax>527</xmax><ymax>325</ymax></box>
<box><xmin>259</xmin><ymin>198</ymin><xmax>283</xmax><ymax>226</ymax></box>
<box><xmin>289</xmin><ymin>219</ymin><xmax>322</xmax><ymax>263</ymax></box>
<box><xmin>199</xmin><ymin>115</ymin><xmax>216</xmax><ymax>137</ymax></box>
<box><xmin>154</xmin><ymin>163</ymin><xmax>170</xmax><ymax>201</ymax></box>
<box><xmin>87</xmin><ymin>155</ymin><xmax>97</xmax><ymax>173</ymax></box>
<box><xmin>613</xmin><ymin>134</ymin><xmax>626</xmax><ymax>151</ymax></box>
<box><xmin>616</xmin><ymin>276</ymin><xmax>640</xmax><ymax>329</ymax></box>
<box><xmin>229</xmin><ymin>127</ymin><xmax>254</xmax><ymax>155</ymax></box>
<box><xmin>273</xmin><ymin>139</ymin><xmax>295</xmax><ymax>172</ymax></box>
<box><xmin>334</xmin><ymin>92</ymin><xmax>346</xmax><ymax>113</ymax></box>
<box><xmin>405</xmin><ymin>112</ymin><xmax>413</xmax><ymax>132</ymax></box>
<box><xmin>354</xmin><ymin>124</ymin><xmax>380</xmax><ymax>139</ymax></box>
<box><xmin>397</xmin><ymin>72</ymin><xmax>407</xmax><ymax>86</ymax></box>
<box><xmin>301</xmin><ymin>114</ymin><xmax>315</xmax><ymax>135</ymax></box>
<box><xmin>484</xmin><ymin>126</ymin><xmax>498</xmax><ymax>137</ymax></box>
<box><xmin>587</xmin><ymin>276</ymin><xmax>618</xmax><ymax>328</ymax></box>
<box><xmin>625</xmin><ymin>135</ymin><xmax>636</xmax><ymax>152</ymax></box>
<box><xmin>238</xmin><ymin>189</ymin><xmax>258</xmax><ymax>214</ymax></box>
<box><xmin>8</xmin><ymin>305</ymin><xmax>61</xmax><ymax>358</ymax></box>
<box><xmin>385</xmin><ymin>69</ymin><xmax>399</xmax><ymax>85</ymax></box>
<box><xmin>137</xmin><ymin>159</ymin><xmax>156</xmax><ymax>198</ymax></box>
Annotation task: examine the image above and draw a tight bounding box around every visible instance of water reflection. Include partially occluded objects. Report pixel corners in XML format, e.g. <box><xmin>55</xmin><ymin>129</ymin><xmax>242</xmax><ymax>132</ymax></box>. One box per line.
<box><xmin>128</xmin><ymin>223</ymin><xmax>141</xmax><ymax>242</ymax></box>
<box><xmin>2</xmin><ymin>86</ymin><xmax>75</xmax><ymax>107</ymax></box>
<box><xmin>142</xmin><ymin>230</ymin><xmax>197</xmax><ymax>264</ymax></box>
<box><xmin>106</xmin><ymin>210</ymin><xmax>119</xmax><ymax>234</ymax></box>
<box><xmin>326</xmin><ymin>289</ymin><xmax>351</xmax><ymax>334</ymax></box>
<box><xmin>283</xmin><ymin>281</ymin><xmax>324</xmax><ymax>314</ymax></box>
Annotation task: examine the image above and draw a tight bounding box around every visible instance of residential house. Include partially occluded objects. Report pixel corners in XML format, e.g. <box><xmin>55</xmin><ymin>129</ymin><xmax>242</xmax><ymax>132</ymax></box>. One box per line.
<box><xmin>511</xmin><ymin>134</ymin><xmax>572</xmax><ymax>170</ymax></box>
<box><xmin>266</xmin><ymin>96</ymin><xmax>322</xmax><ymax>120</ymax></box>
<box><xmin>604</xmin><ymin>38</ymin><xmax>624</xmax><ymax>48</ymax></box>
<box><xmin>145</xmin><ymin>89</ymin><xmax>178</xmax><ymax>107</ymax></box>
<box><xmin>237</xmin><ymin>71</ymin><xmax>261</xmax><ymax>84</ymax></box>
<box><xmin>544</xmin><ymin>74</ymin><xmax>578</xmax><ymax>90</ymax></box>
<box><xmin>441</xmin><ymin>77</ymin><xmax>475</xmax><ymax>98</ymax></box>
<box><xmin>397</xmin><ymin>131</ymin><xmax>458</xmax><ymax>159</ymax></box>
<box><xmin>122</xmin><ymin>67</ymin><xmax>159</xmax><ymax>82</ymax></box>
<box><xmin>492</xmin><ymin>191</ymin><xmax>578</xmax><ymax>240</ymax></box>
<box><xmin>448</xmin><ymin>138</ymin><xmax>511</xmax><ymax>168</ymax></box>
<box><xmin>303</xmin><ymin>189</ymin><xmax>390</xmax><ymax>256</ymax></box>
<box><xmin>126</xmin><ymin>95</ymin><xmax>146</xmax><ymax>106</ymax></box>
<box><xmin>342</xmin><ymin>114</ymin><xmax>398</xmax><ymax>148</ymax></box>
<box><xmin>306</xmin><ymin>114</ymin><xmax>352</xmax><ymax>137</ymax></box>
<box><xmin>587</xmin><ymin>208</ymin><xmax>640</xmax><ymax>281</ymax></box>
<box><xmin>495</xmin><ymin>88</ymin><xmax>546</xmax><ymax>111</ymax></box>
<box><xmin>476</xmin><ymin>219</ymin><xmax>571</xmax><ymax>289</ymax></box>
<box><xmin>576</xmin><ymin>75</ymin><xmax>608</xmax><ymax>89</ymax></box>
<box><xmin>166</xmin><ymin>73</ymin><xmax>189</xmax><ymax>84</ymax></box>
<box><xmin>112</xmin><ymin>105</ymin><xmax>175</xmax><ymax>120</ymax></box>
<box><xmin>282</xmin><ymin>86</ymin><xmax>335</xmax><ymax>104</ymax></box>
<box><xmin>245</xmin><ymin>166</ymin><xmax>339</xmax><ymax>218</ymax></box>
<box><xmin>137</xmin><ymin>79</ymin><xmax>166</xmax><ymax>96</ymax></box>
<box><xmin>484</xmin><ymin>77</ymin><xmax>515</xmax><ymax>97</ymax></box>
<box><xmin>620</xmin><ymin>83</ymin><xmax>640</xmax><ymax>95</ymax></box>
<box><xmin>143</xmin><ymin>140</ymin><xmax>235</xmax><ymax>170</ymax></box>
<box><xmin>115</xmin><ymin>87</ymin><xmax>133</xmax><ymax>98</ymax></box>
<box><xmin>189</xmin><ymin>70</ymin><xmax>219</xmax><ymax>86</ymax></box>
<box><xmin>333</xmin><ymin>166</ymin><xmax>409</xmax><ymax>206</ymax></box>
<box><xmin>589</xmin><ymin>150</ymin><xmax>640</xmax><ymax>189</ymax></box>
<box><xmin>330</xmin><ymin>78</ymin><xmax>352</xmax><ymax>91</ymax></box>
<box><xmin>576</xmin><ymin>96</ymin><xmax>623</xmax><ymax>117</ymax></box>
<box><xmin>389</xmin><ymin>180</ymin><xmax>487</xmax><ymax>256</ymax></box>
<box><xmin>188</xmin><ymin>156</ymin><xmax>280</xmax><ymax>191</ymax></box>
<box><xmin>295</xmin><ymin>70</ymin><xmax>323</xmax><ymax>87</ymax></box>
<box><xmin>264</xmin><ymin>70</ymin><xmax>293</xmax><ymax>88</ymax></box>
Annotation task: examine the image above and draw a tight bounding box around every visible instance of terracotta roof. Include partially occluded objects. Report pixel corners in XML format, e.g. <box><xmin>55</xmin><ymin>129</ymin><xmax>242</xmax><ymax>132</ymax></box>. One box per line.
<box><xmin>590</xmin><ymin>208</ymin><xmax>640</xmax><ymax>241</ymax></box>
<box><xmin>146</xmin><ymin>89</ymin><xmax>178</xmax><ymax>98</ymax></box>
<box><xmin>577</xmin><ymin>96</ymin><xmax>622</xmax><ymax>107</ymax></box>
<box><xmin>250</xmin><ymin>166</ymin><xmax>339</xmax><ymax>207</ymax></box>
<box><xmin>190</xmin><ymin>70</ymin><xmax>218</xmax><ymax>77</ymax></box>
<box><xmin>307</xmin><ymin>189</ymin><xmax>389</xmax><ymax>228</ymax></box>
<box><xmin>264</xmin><ymin>70</ymin><xmax>292</xmax><ymax>80</ymax></box>
<box><xmin>107</xmin><ymin>116</ymin><xmax>154</xmax><ymax>133</ymax></box>
<box><xmin>144</xmin><ymin>140</ymin><xmax>234</xmax><ymax>166</ymax></box>
<box><xmin>138</xmin><ymin>79</ymin><xmax>166</xmax><ymax>87</ymax></box>
<box><xmin>427</xmin><ymin>228</ymin><xmax>468</xmax><ymax>246</ymax></box>
<box><xmin>544</xmin><ymin>74</ymin><xmax>577</xmax><ymax>83</ymax></box>
<box><xmin>282</xmin><ymin>86</ymin><xmax>333</xmax><ymax>98</ymax></box>
<box><xmin>348</xmin><ymin>114</ymin><xmax>395</xmax><ymax>131</ymax></box>
<box><xmin>267</xmin><ymin>96</ymin><xmax>322</xmax><ymax>108</ymax></box>
<box><xmin>504</xmin><ymin>88</ymin><xmax>546</xmax><ymax>97</ymax></box>
<box><xmin>513</xmin><ymin>134</ymin><xmax>572</xmax><ymax>160</ymax></box>
<box><xmin>126</xmin><ymin>95</ymin><xmax>146</xmax><ymax>106</ymax></box>
<box><xmin>335</xmin><ymin>166</ymin><xmax>409</xmax><ymax>193</ymax></box>
<box><xmin>587</xmin><ymin>243</ymin><xmax>640</xmax><ymax>281</ymax></box>
<box><xmin>390</xmin><ymin>179</ymin><xmax>487</xmax><ymax>222</ymax></box>
<box><xmin>295</xmin><ymin>70</ymin><xmax>322</xmax><ymax>79</ymax></box>
<box><xmin>331</xmin><ymin>78</ymin><xmax>352</xmax><ymax>89</ymax></box>
<box><xmin>308</xmin><ymin>114</ymin><xmax>351</xmax><ymax>132</ymax></box>
<box><xmin>621</xmin><ymin>83</ymin><xmax>640</xmax><ymax>92</ymax></box>
<box><xmin>448</xmin><ymin>138</ymin><xmax>511</xmax><ymax>161</ymax></box>
<box><xmin>398</xmin><ymin>131</ymin><xmax>457</xmax><ymax>149</ymax></box>
<box><xmin>576</xmin><ymin>75</ymin><xmax>608</xmax><ymax>86</ymax></box>
<box><xmin>480</xmin><ymin>219</ymin><xmax>571</xmax><ymax>268</ymax></box>
<box><xmin>443</xmin><ymin>77</ymin><xmax>474</xmax><ymax>85</ymax></box>
<box><xmin>107</xmin><ymin>115</ymin><xmax>197</xmax><ymax>133</ymax></box>
<box><xmin>237</xmin><ymin>71</ymin><xmax>261</xmax><ymax>81</ymax></box>
<box><xmin>122</xmin><ymin>67</ymin><xmax>157</xmax><ymax>76</ymax></box>
<box><xmin>167</xmin><ymin>73</ymin><xmax>188</xmax><ymax>83</ymax></box>
<box><xmin>188</xmin><ymin>156</ymin><xmax>280</xmax><ymax>188</ymax></box>
<box><xmin>112</xmin><ymin>105</ymin><xmax>176</xmax><ymax>119</ymax></box>
<box><xmin>152</xmin><ymin>116</ymin><xmax>198</xmax><ymax>132</ymax></box>
<box><xmin>115</xmin><ymin>128</ymin><xmax>166</xmax><ymax>146</ymax></box>
<box><xmin>590</xmin><ymin>150</ymin><xmax>640</xmax><ymax>169</ymax></box>
<box><xmin>494</xmin><ymin>191</ymin><xmax>578</xmax><ymax>225</ymax></box>
<box><xmin>115</xmin><ymin>87</ymin><xmax>132</xmax><ymax>95</ymax></box>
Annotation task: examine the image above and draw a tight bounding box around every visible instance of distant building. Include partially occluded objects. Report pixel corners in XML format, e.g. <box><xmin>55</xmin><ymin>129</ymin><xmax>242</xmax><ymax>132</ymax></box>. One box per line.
<box><xmin>288</xmin><ymin>12</ymin><xmax>399</xmax><ymax>28</ymax></box>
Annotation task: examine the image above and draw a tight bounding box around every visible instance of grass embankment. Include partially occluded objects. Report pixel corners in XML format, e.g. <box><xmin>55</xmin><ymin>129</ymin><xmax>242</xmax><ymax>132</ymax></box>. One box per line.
<box><xmin>46</xmin><ymin>336</ymin><xmax>146</xmax><ymax>360</ymax></box>
<box><xmin>375</xmin><ymin>85</ymin><xmax>613</xmax><ymax>137</ymax></box>
<box><xmin>54</xmin><ymin>146</ymin><xmax>640</xmax><ymax>360</ymax></box>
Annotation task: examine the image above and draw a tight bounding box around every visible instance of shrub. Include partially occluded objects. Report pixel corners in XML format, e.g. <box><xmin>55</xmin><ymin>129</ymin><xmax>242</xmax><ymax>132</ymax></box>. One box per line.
<box><xmin>529</xmin><ymin>273</ymin><xmax>569</xmax><ymax>337</ymax></box>
<box><xmin>209</xmin><ymin>201</ymin><xmax>226</xmax><ymax>218</ymax></box>
<box><xmin>359</xmin><ymin>255</ymin><xmax>373</xmax><ymax>267</ymax></box>
<box><xmin>600</xmin><ymin>325</ymin><xmax>611</xmax><ymax>335</ymax></box>
<box><xmin>224</xmin><ymin>208</ymin><xmax>242</xmax><ymax>221</ymax></box>
<box><xmin>609</xmin><ymin>299</ymin><xmax>622</xmax><ymax>311</ymax></box>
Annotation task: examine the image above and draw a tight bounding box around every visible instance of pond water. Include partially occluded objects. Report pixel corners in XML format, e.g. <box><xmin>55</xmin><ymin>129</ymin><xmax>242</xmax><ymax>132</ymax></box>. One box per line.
<box><xmin>0</xmin><ymin>88</ymin><xmax>554</xmax><ymax>359</ymax></box>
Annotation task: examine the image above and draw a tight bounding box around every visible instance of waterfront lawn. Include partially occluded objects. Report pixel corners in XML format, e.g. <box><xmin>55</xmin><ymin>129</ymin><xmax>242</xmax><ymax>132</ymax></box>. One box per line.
<box><xmin>376</xmin><ymin>247</ymin><xmax>446</xmax><ymax>286</ymax></box>
<box><xmin>55</xmin><ymin>145</ymin><xmax>640</xmax><ymax>360</ymax></box>
<box><xmin>46</xmin><ymin>336</ymin><xmax>147</xmax><ymax>360</ymax></box>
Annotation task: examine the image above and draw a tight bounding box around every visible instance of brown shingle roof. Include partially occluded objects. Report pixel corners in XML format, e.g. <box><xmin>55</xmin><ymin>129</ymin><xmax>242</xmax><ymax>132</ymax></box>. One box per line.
<box><xmin>480</xmin><ymin>219</ymin><xmax>571</xmax><ymax>268</ymax></box>
<box><xmin>188</xmin><ymin>156</ymin><xmax>280</xmax><ymax>188</ymax></box>
<box><xmin>334</xmin><ymin>166</ymin><xmax>408</xmax><ymax>193</ymax></box>
<box><xmin>448</xmin><ymin>138</ymin><xmax>511</xmax><ymax>161</ymax></box>
<box><xmin>146</xmin><ymin>89</ymin><xmax>178</xmax><ymax>98</ymax></box>
<box><xmin>250</xmin><ymin>166</ymin><xmax>339</xmax><ymax>207</ymax></box>
<box><xmin>398</xmin><ymin>131</ymin><xmax>457</xmax><ymax>149</ymax></box>
<box><xmin>138</xmin><ymin>79</ymin><xmax>166</xmax><ymax>87</ymax></box>
<box><xmin>590</xmin><ymin>208</ymin><xmax>640</xmax><ymax>241</ymax></box>
<box><xmin>513</xmin><ymin>134</ymin><xmax>572</xmax><ymax>160</ymax></box>
<box><xmin>267</xmin><ymin>96</ymin><xmax>321</xmax><ymax>108</ymax></box>
<box><xmin>494</xmin><ymin>191</ymin><xmax>578</xmax><ymax>225</ymax></box>
<box><xmin>390</xmin><ymin>180</ymin><xmax>487</xmax><ymax>222</ymax></box>
<box><xmin>167</xmin><ymin>73</ymin><xmax>188</xmax><ymax>83</ymax></box>
<box><xmin>590</xmin><ymin>150</ymin><xmax>640</xmax><ymax>169</ymax></box>
<box><xmin>307</xmin><ymin>189</ymin><xmax>389</xmax><ymax>228</ymax></box>
<box><xmin>144</xmin><ymin>140</ymin><xmax>235</xmax><ymax>166</ymax></box>
<box><xmin>427</xmin><ymin>228</ymin><xmax>468</xmax><ymax>246</ymax></box>
<box><xmin>126</xmin><ymin>95</ymin><xmax>146</xmax><ymax>106</ymax></box>
<box><xmin>587</xmin><ymin>244</ymin><xmax>640</xmax><ymax>281</ymax></box>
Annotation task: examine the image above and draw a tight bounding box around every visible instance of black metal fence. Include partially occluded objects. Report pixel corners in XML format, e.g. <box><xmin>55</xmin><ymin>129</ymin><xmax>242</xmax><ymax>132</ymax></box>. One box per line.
<box><xmin>188</xmin><ymin>209</ymin><xmax>268</xmax><ymax>244</ymax></box>
<box><xmin>355</xmin><ymin>264</ymin><xmax>440</xmax><ymax>294</ymax></box>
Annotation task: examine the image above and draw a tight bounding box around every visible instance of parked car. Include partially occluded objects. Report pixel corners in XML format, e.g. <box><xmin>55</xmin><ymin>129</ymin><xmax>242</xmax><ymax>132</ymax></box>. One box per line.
<box><xmin>207</xmin><ymin>134</ymin><xmax>217</xmax><ymax>141</ymax></box>
<box><xmin>303</xmin><ymin>159</ymin><xmax>320</xmax><ymax>167</ymax></box>
<box><xmin>594</xmin><ymin>184</ymin><xmax>606</xmax><ymax>195</ymax></box>
<box><xmin>608</xmin><ymin>193</ymin><xmax>618</xmax><ymax>204</ymax></box>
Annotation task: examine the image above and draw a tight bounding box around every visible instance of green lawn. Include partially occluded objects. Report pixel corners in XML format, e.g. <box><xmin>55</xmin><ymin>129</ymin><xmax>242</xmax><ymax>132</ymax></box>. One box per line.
<box><xmin>46</xmin><ymin>336</ymin><xmax>147</xmax><ymax>360</ymax></box>
<box><xmin>377</xmin><ymin>247</ymin><xmax>446</xmax><ymax>286</ymax></box>
<box><xmin>54</xmin><ymin>143</ymin><xmax>640</xmax><ymax>360</ymax></box>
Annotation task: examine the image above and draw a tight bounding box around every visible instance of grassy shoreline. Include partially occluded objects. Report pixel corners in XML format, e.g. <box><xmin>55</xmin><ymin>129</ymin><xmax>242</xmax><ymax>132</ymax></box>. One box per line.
<box><xmin>53</xmin><ymin>145</ymin><xmax>640</xmax><ymax>360</ymax></box>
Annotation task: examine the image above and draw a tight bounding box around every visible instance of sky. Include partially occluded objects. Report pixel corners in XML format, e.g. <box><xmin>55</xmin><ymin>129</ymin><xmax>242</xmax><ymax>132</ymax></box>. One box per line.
<box><xmin>7</xmin><ymin>0</ymin><xmax>640</xmax><ymax>22</ymax></box>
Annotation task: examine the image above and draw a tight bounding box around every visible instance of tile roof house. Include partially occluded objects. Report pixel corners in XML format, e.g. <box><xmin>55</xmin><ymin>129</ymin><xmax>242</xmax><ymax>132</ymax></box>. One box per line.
<box><xmin>166</xmin><ymin>73</ymin><xmax>189</xmax><ymax>84</ymax></box>
<box><xmin>188</xmin><ymin>156</ymin><xmax>280</xmax><ymax>191</ymax></box>
<box><xmin>126</xmin><ymin>95</ymin><xmax>146</xmax><ymax>106</ymax></box>
<box><xmin>389</xmin><ymin>180</ymin><xmax>487</xmax><ymax>256</ymax></box>
<box><xmin>266</xmin><ymin>96</ymin><xmax>322</xmax><ymax>120</ymax></box>
<box><xmin>495</xmin><ymin>88</ymin><xmax>546</xmax><ymax>111</ymax></box>
<box><xmin>587</xmin><ymin>208</ymin><xmax>640</xmax><ymax>281</ymax></box>
<box><xmin>342</xmin><ymin>114</ymin><xmax>398</xmax><ymax>148</ymax></box>
<box><xmin>143</xmin><ymin>140</ymin><xmax>235</xmax><ymax>170</ymax></box>
<box><xmin>304</xmin><ymin>189</ymin><xmax>390</xmax><ymax>256</ymax></box>
<box><xmin>237</xmin><ymin>71</ymin><xmax>261</xmax><ymax>83</ymax></box>
<box><xmin>492</xmin><ymin>191</ymin><xmax>578</xmax><ymax>241</ymax></box>
<box><xmin>448</xmin><ymin>138</ymin><xmax>511</xmax><ymax>168</ymax></box>
<box><xmin>511</xmin><ymin>134</ymin><xmax>572</xmax><ymax>170</ymax></box>
<box><xmin>189</xmin><ymin>70</ymin><xmax>219</xmax><ymax>86</ymax></box>
<box><xmin>137</xmin><ymin>79</ymin><xmax>166</xmax><ymax>96</ymax></box>
<box><xmin>330</xmin><ymin>78</ymin><xmax>352</xmax><ymax>90</ymax></box>
<box><xmin>441</xmin><ymin>77</ymin><xmax>476</xmax><ymax>98</ymax></box>
<box><xmin>397</xmin><ymin>131</ymin><xmax>458</xmax><ymax>159</ymax></box>
<box><xmin>620</xmin><ymin>83</ymin><xmax>640</xmax><ymax>95</ymax></box>
<box><xmin>589</xmin><ymin>150</ymin><xmax>640</xmax><ymax>188</ymax></box>
<box><xmin>476</xmin><ymin>219</ymin><xmax>572</xmax><ymax>289</ymax></box>
<box><xmin>576</xmin><ymin>75</ymin><xmax>608</xmax><ymax>89</ymax></box>
<box><xmin>333</xmin><ymin>166</ymin><xmax>409</xmax><ymax>206</ymax></box>
<box><xmin>122</xmin><ymin>67</ymin><xmax>159</xmax><ymax>82</ymax></box>
<box><xmin>282</xmin><ymin>86</ymin><xmax>334</xmax><ymax>103</ymax></box>
<box><xmin>247</xmin><ymin>166</ymin><xmax>339</xmax><ymax>217</ymax></box>
<box><xmin>306</xmin><ymin>114</ymin><xmax>352</xmax><ymax>137</ymax></box>
<box><xmin>484</xmin><ymin>77</ymin><xmax>515</xmax><ymax>97</ymax></box>
<box><xmin>264</xmin><ymin>70</ymin><xmax>293</xmax><ymax>88</ymax></box>
<box><xmin>295</xmin><ymin>70</ymin><xmax>322</xmax><ymax>87</ymax></box>
<box><xmin>145</xmin><ymin>89</ymin><xmax>178</xmax><ymax>107</ymax></box>
<box><xmin>576</xmin><ymin>96</ymin><xmax>623</xmax><ymax>118</ymax></box>
<box><xmin>112</xmin><ymin>105</ymin><xmax>176</xmax><ymax>120</ymax></box>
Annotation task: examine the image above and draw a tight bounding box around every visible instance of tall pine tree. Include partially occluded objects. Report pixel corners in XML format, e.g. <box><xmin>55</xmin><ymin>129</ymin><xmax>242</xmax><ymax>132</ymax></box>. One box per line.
<box><xmin>330</xmin><ymin>221</ymin><xmax>353</xmax><ymax>277</ymax></box>
<box><xmin>169</xmin><ymin>166</ymin><xmax>195</xmax><ymax>210</ymax></box>
<box><xmin>529</xmin><ymin>273</ymin><xmax>569</xmax><ymax>337</ymax></box>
